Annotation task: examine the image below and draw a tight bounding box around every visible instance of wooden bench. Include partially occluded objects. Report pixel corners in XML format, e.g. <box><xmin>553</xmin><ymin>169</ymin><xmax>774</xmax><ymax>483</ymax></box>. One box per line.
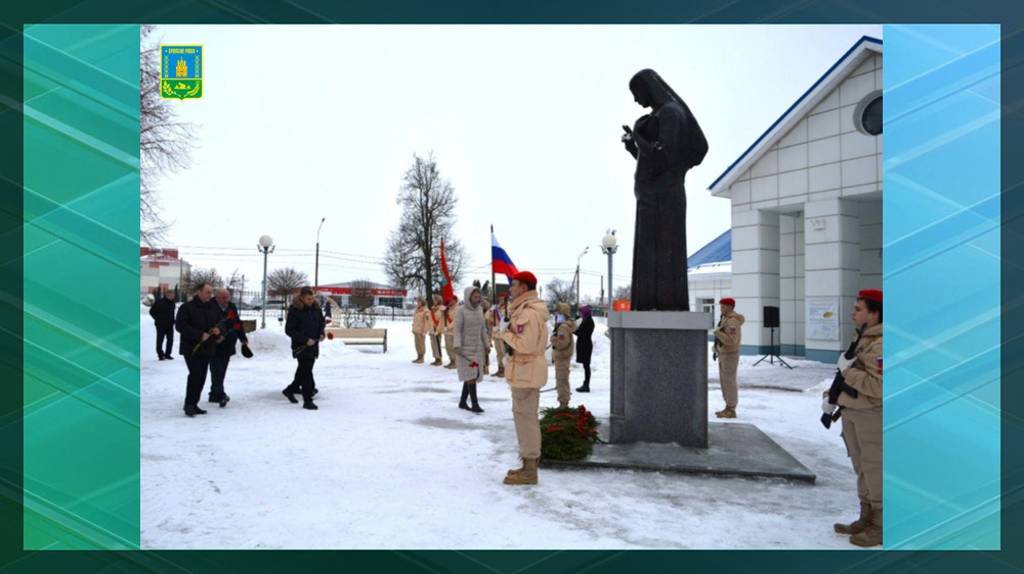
<box><xmin>326</xmin><ymin>327</ymin><xmax>388</xmax><ymax>353</ymax></box>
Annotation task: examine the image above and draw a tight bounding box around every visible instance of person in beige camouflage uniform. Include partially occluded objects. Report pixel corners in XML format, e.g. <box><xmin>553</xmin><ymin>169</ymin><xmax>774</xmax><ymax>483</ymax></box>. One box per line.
<box><xmin>826</xmin><ymin>288</ymin><xmax>883</xmax><ymax>548</ymax></box>
<box><xmin>713</xmin><ymin>297</ymin><xmax>744</xmax><ymax>419</ymax></box>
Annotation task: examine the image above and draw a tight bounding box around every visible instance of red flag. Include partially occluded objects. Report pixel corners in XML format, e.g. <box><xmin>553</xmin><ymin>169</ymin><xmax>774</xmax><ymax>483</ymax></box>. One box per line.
<box><xmin>440</xmin><ymin>239</ymin><xmax>455</xmax><ymax>303</ymax></box>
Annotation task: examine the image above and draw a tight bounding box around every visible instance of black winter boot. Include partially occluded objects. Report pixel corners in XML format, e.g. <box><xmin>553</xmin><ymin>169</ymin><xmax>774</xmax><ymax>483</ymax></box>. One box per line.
<box><xmin>459</xmin><ymin>382</ymin><xmax>471</xmax><ymax>410</ymax></box>
<box><xmin>303</xmin><ymin>399</ymin><xmax>318</xmax><ymax>410</ymax></box>
<box><xmin>282</xmin><ymin>385</ymin><xmax>299</xmax><ymax>404</ymax></box>
<box><xmin>469</xmin><ymin>384</ymin><xmax>484</xmax><ymax>413</ymax></box>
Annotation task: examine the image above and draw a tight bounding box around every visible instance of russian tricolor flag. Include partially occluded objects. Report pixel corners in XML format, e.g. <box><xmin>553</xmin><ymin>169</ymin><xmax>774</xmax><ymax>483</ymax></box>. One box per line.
<box><xmin>491</xmin><ymin>232</ymin><xmax>519</xmax><ymax>279</ymax></box>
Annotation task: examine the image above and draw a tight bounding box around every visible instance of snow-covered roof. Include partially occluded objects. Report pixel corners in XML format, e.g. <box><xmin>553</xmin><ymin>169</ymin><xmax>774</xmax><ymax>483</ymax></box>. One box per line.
<box><xmin>688</xmin><ymin>229</ymin><xmax>731</xmax><ymax>268</ymax></box>
<box><xmin>708</xmin><ymin>36</ymin><xmax>882</xmax><ymax>196</ymax></box>
<box><xmin>689</xmin><ymin>261</ymin><xmax>732</xmax><ymax>278</ymax></box>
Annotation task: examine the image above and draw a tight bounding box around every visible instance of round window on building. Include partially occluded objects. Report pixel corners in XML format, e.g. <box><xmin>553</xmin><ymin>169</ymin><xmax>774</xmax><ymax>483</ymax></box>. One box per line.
<box><xmin>855</xmin><ymin>90</ymin><xmax>882</xmax><ymax>136</ymax></box>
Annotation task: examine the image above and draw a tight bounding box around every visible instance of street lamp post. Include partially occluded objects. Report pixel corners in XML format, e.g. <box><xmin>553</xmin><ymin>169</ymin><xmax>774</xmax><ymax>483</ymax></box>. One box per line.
<box><xmin>575</xmin><ymin>246</ymin><xmax>589</xmax><ymax>310</ymax></box>
<box><xmin>258</xmin><ymin>235</ymin><xmax>275</xmax><ymax>329</ymax></box>
<box><xmin>315</xmin><ymin>217</ymin><xmax>326</xmax><ymax>290</ymax></box>
<box><xmin>601</xmin><ymin>230</ymin><xmax>618</xmax><ymax>309</ymax></box>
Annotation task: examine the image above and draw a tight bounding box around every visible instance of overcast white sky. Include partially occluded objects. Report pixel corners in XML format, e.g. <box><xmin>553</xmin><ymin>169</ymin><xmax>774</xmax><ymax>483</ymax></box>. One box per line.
<box><xmin>152</xmin><ymin>24</ymin><xmax>881</xmax><ymax>299</ymax></box>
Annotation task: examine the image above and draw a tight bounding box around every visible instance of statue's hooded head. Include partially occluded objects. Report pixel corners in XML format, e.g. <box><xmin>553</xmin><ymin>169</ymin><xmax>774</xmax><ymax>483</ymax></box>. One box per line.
<box><xmin>629</xmin><ymin>69</ymin><xmax>672</xmax><ymax>109</ymax></box>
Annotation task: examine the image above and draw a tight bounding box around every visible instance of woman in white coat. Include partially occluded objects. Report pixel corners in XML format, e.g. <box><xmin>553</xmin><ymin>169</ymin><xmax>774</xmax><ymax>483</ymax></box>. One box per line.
<box><xmin>453</xmin><ymin>286</ymin><xmax>489</xmax><ymax>413</ymax></box>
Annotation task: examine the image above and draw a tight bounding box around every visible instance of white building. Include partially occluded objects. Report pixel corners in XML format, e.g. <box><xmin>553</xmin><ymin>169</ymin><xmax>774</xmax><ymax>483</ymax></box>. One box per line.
<box><xmin>707</xmin><ymin>36</ymin><xmax>882</xmax><ymax>362</ymax></box>
<box><xmin>688</xmin><ymin>229</ymin><xmax>732</xmax><ymax>316</ymax></box>
<box><xmin>140</xmin><ymin>247</ymin><xmax>191</xmax><ymax>297</ymax></box>
<box><xmin>318</xmin><ymin>281</ymin><xmax>411</xmax><ymax>309</ymax></box>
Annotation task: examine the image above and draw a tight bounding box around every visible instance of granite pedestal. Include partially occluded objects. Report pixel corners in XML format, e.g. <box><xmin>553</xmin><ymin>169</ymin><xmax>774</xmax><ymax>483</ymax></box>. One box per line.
<box><xmin>544</xmin><ymin>422</ymin><xmax>817</xmax><ymax>483</ymax></box>
<box><xmin>608</xmin><ymin>311</ymin><xmax>712</xmax><ymax>448</ymax></box>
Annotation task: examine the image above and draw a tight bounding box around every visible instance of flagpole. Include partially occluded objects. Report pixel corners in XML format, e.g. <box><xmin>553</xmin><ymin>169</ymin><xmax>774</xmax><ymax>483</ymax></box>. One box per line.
<box><xmin>490</xmin><ymin>224</ymin><xmax>497</xmax><ymax>307</ymax></box>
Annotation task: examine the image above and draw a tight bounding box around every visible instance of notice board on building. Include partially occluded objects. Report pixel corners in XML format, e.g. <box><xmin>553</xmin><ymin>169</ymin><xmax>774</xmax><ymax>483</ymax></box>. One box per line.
<box><xmin>806</xmin><ymin>297</ymin><xmax>840</xmax><ymax>341</ymax></box>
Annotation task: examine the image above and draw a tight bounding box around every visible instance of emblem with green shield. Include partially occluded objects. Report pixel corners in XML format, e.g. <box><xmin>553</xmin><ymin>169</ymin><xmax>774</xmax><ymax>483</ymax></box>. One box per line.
<box><xmin>160</xmin><ymin>45</ymin><xmax>202</xmax><ymax>100</ymax></box>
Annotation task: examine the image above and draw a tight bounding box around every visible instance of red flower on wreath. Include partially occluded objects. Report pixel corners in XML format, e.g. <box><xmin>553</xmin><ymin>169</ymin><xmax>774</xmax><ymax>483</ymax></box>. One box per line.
<box><xmin>545</xmin><ymin>424</ymin><xmax>563</xmax><ymax>434</ymax></box>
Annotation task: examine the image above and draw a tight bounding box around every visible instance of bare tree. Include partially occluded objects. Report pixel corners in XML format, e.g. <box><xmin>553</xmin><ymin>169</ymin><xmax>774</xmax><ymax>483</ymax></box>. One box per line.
<box><xmin>383</xmin><ymin>153</ymin><xmax>466</xmax><ymax>302</ymax></box>
<box><xmin>187</xmin><ymin>267</ymin><xmax>222</xmax><ymax>293</ymax></box>
<box><xmin>350</xmin><ymin>279</ymin><xmax>375</xmax><ymax>310</ymax></box>
<box><xmin>140</xmin><ymin>25</ymin><xmax>195</xmax><ymax>247</ymax></box>
<box><xmin>224</xmin><ymin>269</ymin><xmax>243</xmax><ymax>291</ymax></box>
<box><xmin>544</xmin><ymin>277</ymin><xmax>574</xmax><ymax>308</ymax></box>
<box><xmin>613</xmin><ymin>286</ymin><xmax>632</xmax><ymax>302</ymax></box>
<box><xmin>267</xmin><ymin>267</ymin><xmax>308</xmax><ymax>305</ymax></box>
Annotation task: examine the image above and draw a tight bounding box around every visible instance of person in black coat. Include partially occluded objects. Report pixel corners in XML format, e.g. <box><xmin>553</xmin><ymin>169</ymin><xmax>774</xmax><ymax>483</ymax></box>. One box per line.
<box><xmin>283</xmin><ymin>287</ymin><xmax>326</xmax><ymax>410</ymax></box>
<box><xmin>175</xmin><ymin>283</ymin><xmax>223</xmax><ymax>416</ymax></box>
<box><xmin>208</xmin><ymin>288</ymin><xmax>250</xmax><ymax>406</ymax></box>
<box><xmin>149</xmin><ymin>289</ymin><xmax>177</xmax><ymax>360</ymax></box>
<box><xmin>574</xmin><ymin>305</ymin><xmax>595</xmax><ymax>393</ymax></box>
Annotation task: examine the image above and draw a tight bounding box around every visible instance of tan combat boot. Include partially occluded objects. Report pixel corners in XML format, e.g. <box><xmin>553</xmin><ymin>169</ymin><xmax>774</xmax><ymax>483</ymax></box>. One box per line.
<box><xmin>503</xmin><ymin>458</ymin><xmax>538</xmax><ymax>485</ymax></box>
<box><xmin>431</xmin><ymin>358</ymin><xmax>443</xmax><ymax>366</ymax></box>
<box><xmin>495</xmin><ymin>367</ymin><xmax>505</xmax><ymax>378</ymax></box>
<box><xmin>834</xmin><ymin>502</ymin><xmax>871</xmax><ymax>535</ymax></box>
<box><xmin>558</xmin><ymin>400</ymin><xmax>569</xmax><ymax>409</ymax></box>
<box><xmin>505</xmin><ymin>459</ymin><xmax>526</xmax><ymax>478</ymax></box>
<box><xmin>412</xmin><ymin>355</ymin><xmax>424</xmax><ymax>364</ymax></box>
<box><xmin>850</xmin><ymin>508</ymin><xmax>882</xmax><ymax>547</ymax></box>
<box><xmin>715</xmin><ymin>406</ymin><xmax>737</xmax><ymax>419</ymax></box>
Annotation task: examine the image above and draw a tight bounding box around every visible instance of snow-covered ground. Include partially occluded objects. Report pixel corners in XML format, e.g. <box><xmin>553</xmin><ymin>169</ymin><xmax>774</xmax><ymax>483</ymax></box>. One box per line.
<box><xmin>140</xmin><ymin>306</ymin><xmax>863</xmax><ymax>549</ymax></box>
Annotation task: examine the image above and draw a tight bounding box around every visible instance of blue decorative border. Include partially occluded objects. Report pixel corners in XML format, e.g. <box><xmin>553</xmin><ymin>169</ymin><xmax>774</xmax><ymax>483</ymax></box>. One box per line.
<box><xmin>884</xmin><ymin>24</ymin><xmax>1001</xmax><ymax>550</ymax></box>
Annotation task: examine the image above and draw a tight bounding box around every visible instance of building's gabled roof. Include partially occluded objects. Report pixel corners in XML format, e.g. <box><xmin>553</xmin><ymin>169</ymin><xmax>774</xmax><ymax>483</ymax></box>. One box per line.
<box><xmin>708</xmin><ymin>36</ymin><xmax>882</xmax><ymax>196</ymax></box>
<box><xmin>688</xmin><ymin>229</ymin><xmax>731</xmax><ymax>268</ymax></box>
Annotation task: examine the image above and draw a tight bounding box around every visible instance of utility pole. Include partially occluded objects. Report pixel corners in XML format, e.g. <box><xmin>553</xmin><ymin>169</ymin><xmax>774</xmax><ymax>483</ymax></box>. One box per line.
<box><xmin>315</xmin><ymin>217</ymin><xmax>326</xmax><ymax>290</ymax></box>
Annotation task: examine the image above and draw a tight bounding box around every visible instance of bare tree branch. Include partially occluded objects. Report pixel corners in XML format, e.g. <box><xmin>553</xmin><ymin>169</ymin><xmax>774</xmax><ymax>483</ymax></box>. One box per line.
<box><xmin>383</xmin><ymin>153</ymin><xmax>467</xmax><ymax>301</ymax></box>
<box><xmin>267</xmin><ymin>267</ymin><xmax>309</xmax><ymax>305</ymax></box>
<box><xmin>140</xmin><ymin>25</ymin><xmax>196</xmax><ymax>247</ymax></box>
<box><xmin>187</xmin><ymin>267</ymin><xmax>222</xmax><ymax>293</ymax></box>
<box><xmin>544</xmin><ymin>277</ymin><xmax>574</xmax><ymax>308</ymax></box>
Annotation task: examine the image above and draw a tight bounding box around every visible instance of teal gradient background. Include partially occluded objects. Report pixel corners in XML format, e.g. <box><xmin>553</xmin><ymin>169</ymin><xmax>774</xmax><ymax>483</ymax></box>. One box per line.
<box><xmin>0</xmin><ymin>1</ymin><xmax>1020</xmax><ymax>572</ymax></box>
<box><xmin>884</xmin><ymin>25</ymin><xmax>1001</xmax><ymax>550</ymax></box>
<box><xmin>22</xmin><ymin>24</ymin><xmax>140</xmax><ymax>549</ymax></box>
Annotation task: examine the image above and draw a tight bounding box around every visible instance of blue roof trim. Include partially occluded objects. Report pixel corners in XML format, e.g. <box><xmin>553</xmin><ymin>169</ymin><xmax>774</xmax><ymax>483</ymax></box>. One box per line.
<box><xmin>708</xmin><ymin>35</ymin><xmax>882</xmax><ymax>191</ymax></box>
<box><xmin>688</xmin><ymin>229</ymin><xmax>731</xmax><ymax>267</ymax></box>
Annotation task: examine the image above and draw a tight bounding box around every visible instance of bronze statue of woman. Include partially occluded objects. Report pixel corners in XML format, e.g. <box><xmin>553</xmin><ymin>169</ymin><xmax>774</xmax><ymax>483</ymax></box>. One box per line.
<box><xmin>623</xmin><ymin>69</ymin><xmax>708</xmax><ymax>311</ymax></box>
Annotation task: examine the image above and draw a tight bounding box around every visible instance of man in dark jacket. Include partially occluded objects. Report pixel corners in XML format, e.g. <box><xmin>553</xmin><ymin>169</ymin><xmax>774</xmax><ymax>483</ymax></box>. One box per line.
<box><xmin>209</xmin><ymin>288</ymin><xmax>249</xmax><ymax>407</ymax></box>
<box><xmin>283</xmin><ymin>287</ymin><xmax>325</xmax><ymax>410</ymax></box>
<box><xmin>149</xmin><ymin>289</ymin><xmax>177</xmax><ymax>360</ymax></box>
<box><xmin>175</xmin><ymin>283</ymin><xmax>222</xmax><ymax>417</ymax></box>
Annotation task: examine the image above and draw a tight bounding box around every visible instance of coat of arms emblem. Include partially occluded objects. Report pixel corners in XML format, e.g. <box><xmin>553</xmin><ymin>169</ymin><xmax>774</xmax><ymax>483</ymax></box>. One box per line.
<box><xmin>160</xmin><ymin>45</ymin><xmax>202</xmax><ymax>100</ymax></box>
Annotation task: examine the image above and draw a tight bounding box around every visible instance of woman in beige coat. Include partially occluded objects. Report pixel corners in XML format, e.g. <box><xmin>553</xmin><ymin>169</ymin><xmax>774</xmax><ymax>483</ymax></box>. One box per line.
<box><xmin>454</xmin><ymin>286</ymin><xmax>489</xmax><ymax>413</ymax></box>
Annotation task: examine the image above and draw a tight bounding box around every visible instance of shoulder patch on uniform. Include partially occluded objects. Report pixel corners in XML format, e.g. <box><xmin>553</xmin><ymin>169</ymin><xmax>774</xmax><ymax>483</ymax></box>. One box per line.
<box><xmin>516</xmin><ymin>324</ymin><xmax>525</xmax><ymax>334</ymax></box>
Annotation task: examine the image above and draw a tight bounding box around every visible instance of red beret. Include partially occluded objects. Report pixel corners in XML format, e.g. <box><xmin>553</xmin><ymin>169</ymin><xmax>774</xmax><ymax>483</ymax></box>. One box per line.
<box><xmin>511</xmin><ymin>271</ymin><xmax>538</xmax><ymax>288</ymax></box>
<box><xmin>719</xmin><ymin>297</ymin><xmax>736</xmax><ymax>306</ymax></box>
<box><xmin>858</xmin><ymin>289</ymin><xmax>882</xmax><ymax>303</ymax></box>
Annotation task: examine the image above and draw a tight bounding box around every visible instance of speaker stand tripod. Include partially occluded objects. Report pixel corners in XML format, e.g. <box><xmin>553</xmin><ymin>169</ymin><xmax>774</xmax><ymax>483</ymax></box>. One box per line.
<box><xmin>753</xmin><ymin>327</ymin><xmax>793</xmax><ymax>369</ymax></box>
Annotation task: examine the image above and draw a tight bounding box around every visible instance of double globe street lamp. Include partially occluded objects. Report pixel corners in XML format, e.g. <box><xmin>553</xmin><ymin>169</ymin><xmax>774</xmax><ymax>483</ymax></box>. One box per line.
<box><xmin>601</xmin><ymin>230</ymin><xmax>618</xmax><ymax>308</ymax></box>
<box><xmin>258</xmin><ymin>235</ymin><xmax>275</xmax><ymax>329</ymax></box>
